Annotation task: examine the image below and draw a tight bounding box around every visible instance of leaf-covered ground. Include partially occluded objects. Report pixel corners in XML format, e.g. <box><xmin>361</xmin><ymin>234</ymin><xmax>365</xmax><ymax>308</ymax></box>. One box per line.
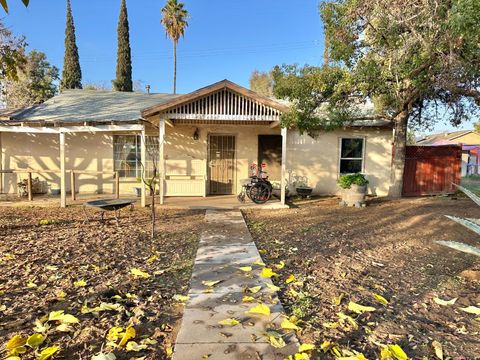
<box><xmin>244</xmin><ymin>197</ymin><xmax>480</xmax><ymax>359</ymax></box>
<box><xmin>0</xmin><ymin>206</ymin><xmax>204</xmax><ymax>359</ymax></box>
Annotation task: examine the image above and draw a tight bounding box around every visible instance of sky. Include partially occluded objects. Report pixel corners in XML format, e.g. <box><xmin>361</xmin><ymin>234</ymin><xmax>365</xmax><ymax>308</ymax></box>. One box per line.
<box><xmin>3</xmin><ymin>0</ymin><xmax>475</xmax><ymax>133</ymax></box>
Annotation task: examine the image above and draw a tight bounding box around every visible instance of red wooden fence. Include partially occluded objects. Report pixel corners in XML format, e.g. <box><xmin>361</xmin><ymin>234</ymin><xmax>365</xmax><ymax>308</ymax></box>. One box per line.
<box><xmin>402</xmin><ymin>145</ymin><xmax>462</xmax><ymax>197</ymax></box>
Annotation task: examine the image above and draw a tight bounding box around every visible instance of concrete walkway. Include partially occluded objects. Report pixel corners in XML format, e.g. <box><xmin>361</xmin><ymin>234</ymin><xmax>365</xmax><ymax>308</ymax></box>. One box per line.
<box><xmin>173</xmin><ymin>210</ymin><xmax>297</xmax><ymax>360</ymax></box>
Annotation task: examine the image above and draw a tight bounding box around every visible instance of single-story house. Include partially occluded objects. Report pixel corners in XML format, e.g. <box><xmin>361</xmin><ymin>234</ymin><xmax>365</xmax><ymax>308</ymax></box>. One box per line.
<box><xmin>417</xmin><ymin>130</ymin><xmax>480</xmax><ymax>176</ymax></box>
<box><xmin>0</xmin><ymin>80</ymin><xmax>393</xmax><ymax>207</ymax></box>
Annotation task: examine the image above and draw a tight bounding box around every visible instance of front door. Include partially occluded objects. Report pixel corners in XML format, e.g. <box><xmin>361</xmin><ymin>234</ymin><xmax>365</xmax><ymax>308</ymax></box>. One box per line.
<box><xmin>258</xmin><ymin>135</ymin><xmax>282</xmax><ymax>181</ymax></box>
<box><xmin>208</xmin><ymin>135</ymin><xmax>236</xmax><ymax>195</ymax></box>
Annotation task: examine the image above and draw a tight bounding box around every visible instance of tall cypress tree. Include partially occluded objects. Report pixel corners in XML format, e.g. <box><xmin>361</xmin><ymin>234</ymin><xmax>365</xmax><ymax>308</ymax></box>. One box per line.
<box><xmin>113</xmin><ymin>0</ymin><xmax>133</xmax><ymax>92</ymax></box>
<box><xmin>60</xmin><ymin>0</ymin><xmax>82</xmax><ymax>90</ymax></box>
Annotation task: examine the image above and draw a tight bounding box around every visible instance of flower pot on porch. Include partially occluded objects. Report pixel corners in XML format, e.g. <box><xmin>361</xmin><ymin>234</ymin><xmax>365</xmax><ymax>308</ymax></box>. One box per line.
<box><xmin>340</xmin><ymin>184</ymin><xmax>367</xmax><ymax>207</ymax></box>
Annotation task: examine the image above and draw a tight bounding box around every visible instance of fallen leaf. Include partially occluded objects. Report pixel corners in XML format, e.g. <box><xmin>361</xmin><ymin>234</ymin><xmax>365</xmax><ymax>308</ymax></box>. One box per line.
<box><xmin>281</xmin><ymin>318</ymin><xmax>300</xmax><ymax>330</ymax></box>
<box><xmin>254</xmin><ymin>260</ymin><xmax>265</xmax><ymax>266</ymax></box>
<box><xmin>38</xmin><ymin>346</ymin><xmax>59</xmax><ymax>360</ymax></box>
<box><xmin>286</xmin><ymin>274</ymin><xmax>295</xmax><ymax>284</ymax></box>
<box><xmin>130</xmin><ymin>268</ymin><xmax>150</xmax><ymax>279</ymax></box>
<box><xmin>119</xmin><ymin>325</ymin><xmax>136</xmax><ymax>347</ymax></box>
<box><xmin>275</xmin><ymin>261</ymin><xmax>285</xmax><ymax>270</ymax></box>
<box><xmin>348</xmin><ymin>301</ymin><xmax>376</xmax><ymax>314</ymax></box>
<box><xmin>73</xmin><ymin>279</ymin><xmax>87</xmax><ymax>287</ymax></box>
<box><xmin>247</xmin><ymin>303</ymin><xmax>271</xmax><ymax>316</ymax></box>
<box><xmin>460</xmin><ymin>305</ymin><xmax>480</xmax><ymax>315</ymax></box>
<box><xmin>126</xmin><ymin>341</ymin><xmax>148</xmax><ymax>351</ymax></box>
<box><xmin>387</xmin><ymin>344</ymin><xmax>408</xmax><ymax>360</ymax></box>
<box><xmin>26</xmin><ymin>334</ymin><xmax>45</xmax><ymax>348</ymax></box>
<box><xmin>298</xmin><ymin>343</ymin><xmax>315</xmax><ymax>352</ymax></box>
<box><xmin>201</xmin><ymin>280</ymin><xmax>221</xmax><ymax>287</ymax></box>
<box><xmin>373</xmin><ymin>293</ymin><xmax>389</xmax><ymax>305</ymax></box>
<box><xmin>238</xmin><ymin>266</ymin><xmax>253</xmax><ymax>272</ymax></box>
<box><xmin>266</xmin><ymin>283</ymin><xmax>280</xmax><ymax>292</ymax></box>
<box><xmin>92</xmin><ymin>353</ymin><xmax>116</xmax><ymax>360</ymax></box>
<box><xmin>146</xmin><ymin>255</ymin><xmax>158</xmax><ymax>264</ymax></box>
<box><xmin>332</xmin><ymin>294</ymin><xmax>344</xmax><ymax>306</ymax></box>
<box><xmin>173</xmin><ymin>295</ymin><xmax>190</xmax><ymax>302</ymax></box>
<box><xmin>247</xmin><ymin>286</ymin><xmax>262</xmax><ymax>293</ymax></box>
<box><xmin>433</xmin><ymin>297</ymin><xmax>457</xmax><ymax>306</ymax></box>
<box><xmin>432</xmin><ymin>340</ymin><xmax>443</xmax><ymax>360</ymax></box>
<box><xmin>261</xmin><ymin>268</ymin><xmax>279</xmax><ymax>278</ymax></box>
<box><xmin>218</xmin><ymin>318</ymin><xmax>240</xmax><ymax>326</ymax></box>
<box><xmin>6</xmin><ymin>335</ymin><xmax>26</xmax><ymax>351</ymax></box>
<box><xmin>242</xmin><ymin>296</ymin><xmax>255</xmax><ymax>302</ymax></box>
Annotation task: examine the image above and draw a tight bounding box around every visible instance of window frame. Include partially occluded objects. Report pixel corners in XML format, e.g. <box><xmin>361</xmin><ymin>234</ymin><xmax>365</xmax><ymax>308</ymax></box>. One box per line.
<box><xmin>338</xmin><ymin>137</ymin><xmax>366</xmax><ymax>176</ymax></box>
<box><xmin>113</xmin><ymin>135</ymin><xmax>159</xmax><ymax>179</ymax></box>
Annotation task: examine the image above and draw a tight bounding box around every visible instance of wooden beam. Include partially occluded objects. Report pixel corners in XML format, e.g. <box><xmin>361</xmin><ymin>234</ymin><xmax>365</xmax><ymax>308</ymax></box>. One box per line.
<box><xmin>115</xmin><ymin>172</ymin><xmax>120</xmax><ymax>199</ymax></box>
<box><xmin>0</xmin><ymin>124</ymin><xmax>144</xmax><ymax>134</ymax></box>
<box><xmin>27</xmin><ymin>172</ymin><xmax>33</xmax><ymax>201</ymax></box>
<box><xmin>59</xmin><ymin>132</ymin><xmax>66</xmax><ymax>208</ymax></box>
<box><xmin>140</xmin><ymin>127</ymin><xmax>147</xmax><ymax>207</ymax></box>
<box><xmin>164</xmin><ymin>114</ymin><xmax>281</xmax><ymax>121</ymax></box>
<box><xmin>270</xmin><ymin>121</ymin><xmax>280</xmax><ymax>128</ymax></box>
<box><xmin>281</xmin><ymin>127</ymin><xmax>288</xmax><ymax>206</ymax></box>
<box><xmin>159</xmin><ymin>117</ymin><xmax>166</xmax><ymax>205</ymax></box>
<box><xmin>165</xmin><ymin>119</ymin><xmax>175</xmax><ymax>128</ymax></box>
<box><xmin>70</xmin><ymin>171</ymin><xmax>76</xmax><ymax>201</ymax></box>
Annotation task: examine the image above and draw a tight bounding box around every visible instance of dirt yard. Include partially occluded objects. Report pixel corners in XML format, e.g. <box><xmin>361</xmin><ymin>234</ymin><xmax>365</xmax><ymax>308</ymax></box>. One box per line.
<box><xmin>245</xmin><ymin>197</ymin><xmax>480</xmax><ymax>360</ymax></box>
<box><xmin>0</xmin><ymin>206</ymin><xmax>204</xmax><ymax>360</ymax></box>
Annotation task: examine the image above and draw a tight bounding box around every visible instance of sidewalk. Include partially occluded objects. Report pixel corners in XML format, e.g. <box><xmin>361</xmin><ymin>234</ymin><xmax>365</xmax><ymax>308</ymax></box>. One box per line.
<box><xmin>173</xmin><ymin>210</ymin><xmax>297</xmax><ymax>359</ymax></box>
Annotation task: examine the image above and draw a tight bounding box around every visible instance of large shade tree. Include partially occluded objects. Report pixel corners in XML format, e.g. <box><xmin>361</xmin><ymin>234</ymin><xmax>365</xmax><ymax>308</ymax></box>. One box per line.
<box><xmin>60</xmin><ymin>0</ymin><xmax>82</xmax><ymax>90</ymax></box>
<box><xmin>161</xmin><ymin>0</ymin><xmax>188</xmax><ymax>94</ymax></box>
<box><xmin>0</xmin><ymin>20</ymin><xmax>26</xmax><ymax>82</ymax></box>
<box><xmin>112</xmin><ymin>0</ymin><xmax>133</xmax><ymax>92</ymax></box>
<box><xmin>273</xmin><ymin>0</ymin><xmax>480</xmax><ymax>197</ymax></box>
<box><xmin>5</xmin><ymin>50</ymin><xmax>59</xmax><ymax>108</ymax></box>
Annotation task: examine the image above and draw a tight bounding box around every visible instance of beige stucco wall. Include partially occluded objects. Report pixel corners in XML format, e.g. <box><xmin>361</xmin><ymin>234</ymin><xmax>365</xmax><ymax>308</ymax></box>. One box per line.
<box><xmin>454</xmin><ymin>133</ymin><xmax>480</xmax><ymax>145</ymax></box>
<box><xmin>1</xmin><ymin>125</ymin><xmax>393</xmax><ymax>198</ymax></box>
<box><xmin>0</xmin><ymin>132</ymin><xmax>139</xmax><ymax>195</ymax></box>
<box><xmin>285</xmin><ymin>128</ymin><xmax>393</xmax><ymax>197</ymax></box>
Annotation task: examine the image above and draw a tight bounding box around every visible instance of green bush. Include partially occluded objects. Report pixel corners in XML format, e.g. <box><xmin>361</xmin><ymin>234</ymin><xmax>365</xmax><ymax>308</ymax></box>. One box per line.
<box><xmin>337</xmin><ymin>173</ymin><xmax>369</xmax><ymax>189</ymax></box>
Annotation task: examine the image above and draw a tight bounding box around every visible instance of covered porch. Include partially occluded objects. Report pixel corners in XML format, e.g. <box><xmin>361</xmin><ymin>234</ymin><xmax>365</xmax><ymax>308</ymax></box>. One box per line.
<box><xmin>141</xmin><ymin>80</ymin><xmax>290</xmax><ymax>207</ymax></box>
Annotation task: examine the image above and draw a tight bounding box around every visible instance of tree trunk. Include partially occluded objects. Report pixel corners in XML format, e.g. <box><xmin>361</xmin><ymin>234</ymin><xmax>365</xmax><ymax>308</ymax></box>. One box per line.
<box><xmin>173</xmin><ymin>41</ymin><xmax>177</xmax><ymax>94</ymax></box>
<box><xmin>150</xmin><ymin>183</ymin><xmax>156</xmax><ymax>239</ymax></box>
<box><xmin>389</xmin><ymin>109</ymin><xmax>409</xmax><ymax>198</ymax></box>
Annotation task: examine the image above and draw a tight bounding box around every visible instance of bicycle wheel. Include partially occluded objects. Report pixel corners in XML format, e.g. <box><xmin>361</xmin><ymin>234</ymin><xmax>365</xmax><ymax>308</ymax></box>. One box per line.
<box><xmin>249</xmin><ymin>182</ymin><xmax>272</xmax><ymax>204</ymax></box>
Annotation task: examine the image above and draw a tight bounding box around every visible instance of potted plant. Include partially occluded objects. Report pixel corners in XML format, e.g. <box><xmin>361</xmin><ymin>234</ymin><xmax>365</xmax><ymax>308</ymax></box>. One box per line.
<box><xmin>338</xmin><ymin>173</ymin><xmax>369</xmax><ymax>207</ymax></box>
<box><xmin>295</xmin><ymin>180</ymin><xmax>313</xmax><ymax>198</ymax></box>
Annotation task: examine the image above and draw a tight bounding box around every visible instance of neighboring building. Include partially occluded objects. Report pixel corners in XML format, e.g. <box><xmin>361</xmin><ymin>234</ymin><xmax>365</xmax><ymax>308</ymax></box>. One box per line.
<box><xmin>417</xmin><ymin>130</ymin><xmax>480</xmax><ymax>176</ymax></box>
<box><xmin>0</xmin><ymin>80</ymin><xmax>393</xmax><ymax>207</ymax></box>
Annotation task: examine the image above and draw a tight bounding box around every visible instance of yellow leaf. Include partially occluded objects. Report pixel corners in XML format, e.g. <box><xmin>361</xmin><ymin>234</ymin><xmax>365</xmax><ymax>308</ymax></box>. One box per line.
<box><xmin>373</xmin><ymin>293</ymin><xmax>389</xmax><ymax>305</ymax></box>
<box><xmin>56</xmin><ymin>323</ymin><xmax>73</xmax><ymax>332</ymax></box>
<box><xmin>348</xmin><ymin>301</ymin><xmax>376</xmax><ymax>314</ymax></box>
<box><xmin>48</xmin><ymin>310</ymin><xmax>79</xmax><ymax>324</ymax></box>
<box><xmin>56</xmin><ymin>291</ymin><xmax>66</xmax><ymax>299</ymax></box>
<box><xmin>247</xmin><ymin>286</ymin><xmax>262</xmax><ymax>293</ymax></box>
<box><xmin>4</xmin><ymin>357</ymin><xmax>22</xmax><ymax>360</ymax></box>
<box><xmin>254</xmin><ymin>259</ymin><xmax>265</xmax><ymax>266</ymax></box>
<box><xmin>45</xmin><ymin>265</ymin><xmax>58</xmax><ymax>271</ymax></box>
<box><xmin>433</xmin><ymin>297</ymin><xmax>457</xmax><ymax>306</ymax></box>
<box><xmin>388</xmin><ymin>344</ymin><xmax>408</xmax><ymax>360</ymax></box>
<box><xmin>48</xmin><ymin>310</ymin><xmax>64</xmax><ymax>321</ymax></box>
<box><xmin>107</xmin><ymin>326</ymin><xmax>124</xmax><ymax>341</ymax></box>
<box><xmin>26</xmin><ymin>334</ymin><xmax>45</xmax><ymax>348</ymax></box>
<box><xmin>286</xmin><ymin>274</ymin><xmax>295</xmax><ymax>284</ymax></box>
<box><xmin>320</xmin><ymin>340</ymin><xmax>332</xmax><ymax>352</ymax></box>
<box><xmin>165</xmin><ymin>346</ymin><xmax>173</xmax><ymax>357</ymax></box>
<box><xmin>146</xmin><ymin>255</ymin><xmax>158</xmax><ymax>264</ymax></box>
<box><xmin>33</xmin><ymin>319</ymin><xmax>50</xmax><ymax>333</ymax></box>
<box><xmin>201</xmin><ymin>280</ymin><xmax>221</xmax><ymax>287</ymax></box>
<box><xmin>130</xmin><ymin>268</ymin><xmax>150</xmax><ymax>279</ymax></box>
<box><xmin>298</xmin><ymin>343</ymin><xmax>315</xmax><ymax>352</ymax></box>
<box><xmin>247</xmin><ymin>303</ymin><xmax>271</xmax><ymax>316</ymax></box>
<box><xmin>294</xmin><ymin>353</ymin><xmax>310</xmax><ymax>360</ymax></box>
<box><xmin>126</xmin><ymin>341</ymin><xmax>148</xmax><ymax>351</ymax></box>
<box><xmin>460</xmin><ymin>305</ymin><xmax>480</xmax><ymax>315</ymax></box>
<box><xmin>275</xmin><ymin>261</ymin><xmax>285</xmax><ymax>270</ymax></box>
<box><xmin>218</xmin><ymin>318</ymin><xmax>240</xmax><ymax>326</ymax></box>
<box><xmin>26</xmin><ymin>279</ymin><xmax>37</xmax><ymax>288</ymax></box>
<box><xmin>322</xmin><ymin>321</ymin><xmax>339</xmax><ymax>328</ymax></box>
<box><xmin>432</xmin><ymin>340</ymin><xmax>443</xmax><ymax>360</ymax></box>
<box><xmin>238</xmin><ymin>266</ymin><xmax>253</xmax><ymax>272</ymax></box>
<box><xmin>73</xmin><ymin>279</ymin><xmax>87</xmax><ymax>287</ymax></box>
<box><xmin>242</xmin><ymin>296</ymin><xmax>255</xmax><ymax>302</ymax></box>
<box><xmin>281</xmin><ymin>318</ymin><xmax>300</xmax><ymax>330</ymax></box>
<box><xmin>332</xmin><ymin>294</ymin><xmax>344</xmax><ymax>306</ymax></box>
<box><xmin>259</xmin><ymin>249</ymin><xmax>267</xmax><ymax>254</ymax></box>
<box><xmin>6</xmin><ymin>335</ymin><xmax>26</xmax><ymax>351</ymax></box>
<box><xmin>266</xmin><ymin>283</ymin><xmax>280</xmax><ymax>292</ymax></box>
<box><xmin>126</xmin><ymin>293</ymin><xmax>137</xmax><ymax>299</ymax></box>
<box><xmin>38</xmin><ymin>346</ymin><xmax>60</xmax><ymax>360</ymax></box>
<box><xmin>268</xmin><ymin>335</ymin><xmax>286</xmax><ymax>348</ymax></box>
<box><xmin>173</xmin><ymin>295</ymin><xmax>190</xmax><ymax>302</ymax></box>
<box><xmin>261</xmin><ymin>268</ymin><xmax>279</xmax><ymax>278</ymax></box>
<box><xmin>119</xmin><ymin>325</ymin><xmax>136</xmax><ymax>347</ymax></box>
<box><xmin>337</xmin><ymin>312</ymin><xmax>359</xmax><ymax>330</ymax></box>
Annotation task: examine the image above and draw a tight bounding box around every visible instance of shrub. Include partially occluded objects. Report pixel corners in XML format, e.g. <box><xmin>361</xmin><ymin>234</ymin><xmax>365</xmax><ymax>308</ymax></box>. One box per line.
<box><xmin>337</xmin><ymin>173</ymin><xmax>369</xmax><ymax>189</ymax></box>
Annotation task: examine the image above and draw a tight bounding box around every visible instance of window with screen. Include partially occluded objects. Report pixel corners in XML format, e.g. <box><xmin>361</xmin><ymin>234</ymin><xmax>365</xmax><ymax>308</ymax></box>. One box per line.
<box><xmin>339</xmin><ymin>138</ymin><xmax>364</xmax><ymax>174</ymax></box>
<box><xmin>113</xmin><ymin>135</ymin><xmax>158</xmax><ymax>178</ymax></box>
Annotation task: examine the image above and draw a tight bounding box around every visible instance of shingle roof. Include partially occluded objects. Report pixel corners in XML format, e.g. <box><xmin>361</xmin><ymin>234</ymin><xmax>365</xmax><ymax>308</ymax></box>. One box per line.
<box><xmin>2</xmin><ymin>90</ymin><xmax>182</xmax><ymax>124</ymax></box>
<box><xmin>416</xmin><ymin>130</ymin><xmax>476</xmax><ymax>145</ymax></box>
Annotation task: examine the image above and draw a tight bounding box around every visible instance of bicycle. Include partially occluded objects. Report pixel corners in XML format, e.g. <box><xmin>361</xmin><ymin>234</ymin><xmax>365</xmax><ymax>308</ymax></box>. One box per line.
<box><xmin>237</xmin><ymin>163</ymin><xmax>273</xmax><ymax>204</ymax></box>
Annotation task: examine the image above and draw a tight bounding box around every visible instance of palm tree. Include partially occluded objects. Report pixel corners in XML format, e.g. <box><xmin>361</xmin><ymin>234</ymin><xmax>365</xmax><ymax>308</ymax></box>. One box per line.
<box><xmin>161</xmin><ymin>0</ymin><xmax>188</xmax><ymax>94</ymax></box>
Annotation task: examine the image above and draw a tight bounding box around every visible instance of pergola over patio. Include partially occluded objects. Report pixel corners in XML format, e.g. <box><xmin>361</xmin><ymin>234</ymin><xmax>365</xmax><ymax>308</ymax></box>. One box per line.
<box><xmin>141</xmin><ymin>79</ymin><xmax>290</xmax><ymax>206</ymax></box>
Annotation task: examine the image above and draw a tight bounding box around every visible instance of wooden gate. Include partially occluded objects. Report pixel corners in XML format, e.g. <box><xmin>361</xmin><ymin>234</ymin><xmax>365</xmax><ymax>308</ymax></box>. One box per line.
<box><xmin>403</xmin><ymin>145</ymin><xmax>462</xmax><ymax>196</ymax></box>
<box><xmin>208</xmin><ymin>135</ymin><xmax>236</xmax><ymax>195</ymax></box>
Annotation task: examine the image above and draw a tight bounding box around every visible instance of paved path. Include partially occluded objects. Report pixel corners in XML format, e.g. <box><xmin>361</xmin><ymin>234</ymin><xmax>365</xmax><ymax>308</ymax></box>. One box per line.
<box><xmin>173</xmin><ymin>210</ymin><xmax>297</xmax><ymax>360</ymax></box>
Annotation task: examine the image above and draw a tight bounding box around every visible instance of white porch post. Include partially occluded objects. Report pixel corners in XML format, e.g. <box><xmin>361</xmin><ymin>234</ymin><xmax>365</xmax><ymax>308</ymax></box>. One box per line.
<box><xmin>59</xmin><ymin>132</ymin><xmax>66</xmax><ymax>208</ymax></box>
<box><xmin>281</xmin><ymin>127</ymin><xmax>288</xmax><ymax>206</ymax></box>
<box><xmin>159</xmin><ymin>117</ymin><xmax>166</xmax><ymax>205</ymax></box>
<box><xmin>140</xmin><ymin>126</ymin><xmax>147</xmax><ymax>208</ymax></box>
